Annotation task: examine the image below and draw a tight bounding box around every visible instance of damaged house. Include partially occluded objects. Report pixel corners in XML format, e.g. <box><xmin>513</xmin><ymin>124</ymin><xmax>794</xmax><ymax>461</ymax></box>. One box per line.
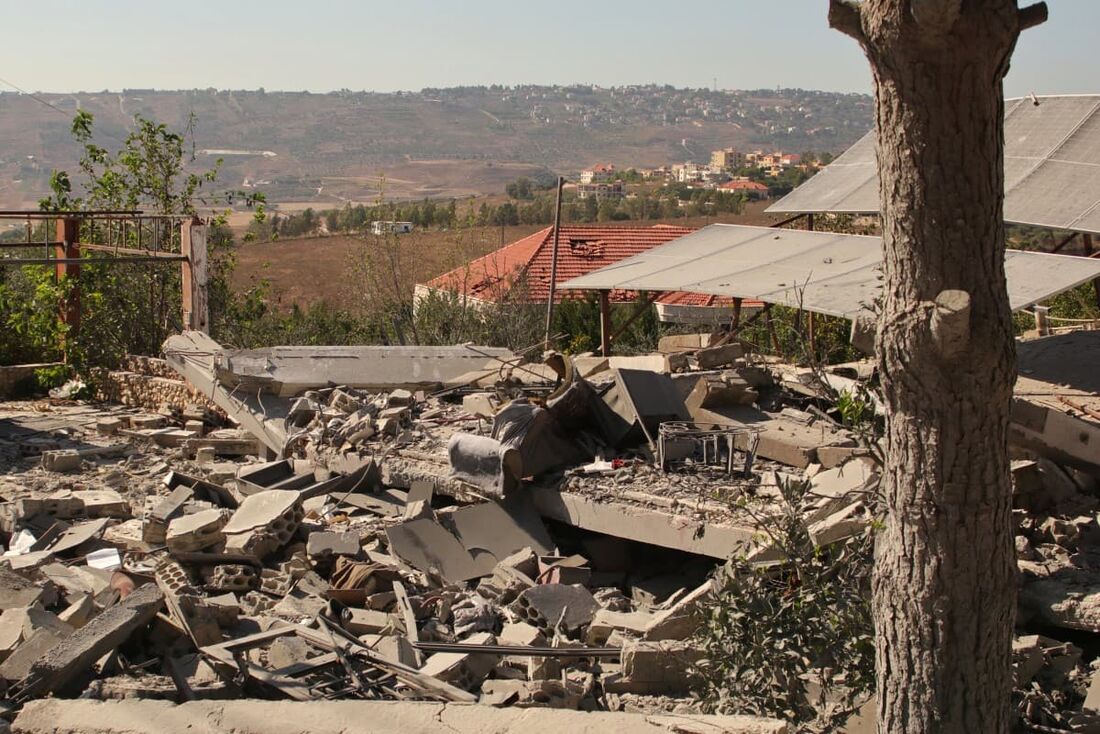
<box><xmin>2</xmin><ymin>94</ymin><xmax>1100</xmax><ymax>733</ymax></box>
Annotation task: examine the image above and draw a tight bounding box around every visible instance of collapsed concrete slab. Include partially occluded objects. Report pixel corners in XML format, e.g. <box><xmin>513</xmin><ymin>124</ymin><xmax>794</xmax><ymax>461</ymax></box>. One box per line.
<box><xmin>594</xmin><ymin>369</ymin><xmax>690</xmax><ymax>448</ymax></box>
<box><xmin>531</xmin><ymin>487</ymin><xmax>757</xmax><ymax>560</ymax></box>
<box><xmin>1011</xmin><ymin>387</ymin><xmax>1100</xmax><ymax>476</ymax></box>
<box><xmin>12</xmin><ymin>699</ymin><xmax>789</xmax><ymax>734</ymax></box>
<box><xmin>184</xmin><ymin>335</ymin><xmax>515</xmax><ymax>398</ymax></box>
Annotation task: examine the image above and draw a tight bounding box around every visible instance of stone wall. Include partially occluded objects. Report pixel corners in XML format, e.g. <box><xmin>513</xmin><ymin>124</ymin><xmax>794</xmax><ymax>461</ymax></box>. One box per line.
<box><xmin>92</xmin><ymin>356</ymin><xmax>222</xmax><ymax>417</ymax></box>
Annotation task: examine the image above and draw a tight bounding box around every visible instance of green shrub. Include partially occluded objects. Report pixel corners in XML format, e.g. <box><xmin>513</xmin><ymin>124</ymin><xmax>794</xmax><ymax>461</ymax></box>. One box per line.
<box><xmin>692</xmin><ymin>478</ymin><xmax>875</xmax><ymax>730</ymax></box>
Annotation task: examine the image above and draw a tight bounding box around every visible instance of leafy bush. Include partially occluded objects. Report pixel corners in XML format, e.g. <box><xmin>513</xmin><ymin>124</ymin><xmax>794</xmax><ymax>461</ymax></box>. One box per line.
<box><xmin>692</xmin><ymin>478</ymin><xmax>875</xmax><ymax>731</ymax></box>
<box><xmin>33</xmin><ymin>364</ymin><xmax>73</xmax><ymax>391</ymax></box>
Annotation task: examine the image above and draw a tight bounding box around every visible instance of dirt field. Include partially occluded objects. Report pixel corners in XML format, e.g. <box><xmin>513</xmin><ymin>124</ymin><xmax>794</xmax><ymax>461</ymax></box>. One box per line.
<box><xmin>230</xmin><ymin>201</ymin><xmax>784</xmax><ymax>310</ymax></box>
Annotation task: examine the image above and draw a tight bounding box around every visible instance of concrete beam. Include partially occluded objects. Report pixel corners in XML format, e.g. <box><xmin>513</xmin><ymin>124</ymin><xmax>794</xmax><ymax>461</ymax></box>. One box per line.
<box><xmin>163</xmin><ymin>331</ymin><xmax>290</xmax><ymax>456</ymax></box>
<box><xmin>8</xmin><ymin>583</ymin><xmax>163</xmax><ymax>702</ymax></box>
<box><xmin>530</xmin><ymin>487</ymin><xmax>757</xmax><ymax>559</ymax></box>
<box><xmin>1011</xmin><ymin>396</ymin><xmax>1100</xmax><ymax>475</ymax></box>
<box><xmin>213</xmin><ymin>343</ymin><xmax>516</xmax><ymax>397</ymax></box>
<box><xmin>12</xmin><ymin>699</ymin><xmax>788</xmax><ymax>734</ymax></box>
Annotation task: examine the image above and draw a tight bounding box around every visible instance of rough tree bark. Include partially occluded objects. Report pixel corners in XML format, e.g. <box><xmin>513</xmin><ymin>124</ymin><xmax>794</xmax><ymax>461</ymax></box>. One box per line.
<box><xmin>828</xmin><ymin>1</ymin><xmax>1046</xmax><ymax>732</ymax></box>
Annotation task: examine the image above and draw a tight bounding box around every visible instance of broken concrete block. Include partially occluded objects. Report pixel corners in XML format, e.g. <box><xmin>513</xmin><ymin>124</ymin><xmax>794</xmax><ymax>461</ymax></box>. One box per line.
<box><xmin>0</xmin><ymin>566</ymin><xmax>55</xmax><ymax>611</ymax></box>
<box><xmin>156</xmin><ymin>558</ymin><xmax>201</xmax><ymax>597</ymax></box>
<box><xmin>222</xmin><ymin>490</ymin><xmax>303</xmax><ymax>559</ymax></box>
<box><xmin>1085</xmin><ymin>667</ymin><xmax>1100</xmax><ymax>711</ymax></box>
<box><xmin>808</xmin><ymin>501</ymin><xmax>868</xmax><ymax>547</ymax></box>
<box><xmin>387</xmin><ymin>388</ymin><xmax>414</xmax><ymax>407</ymax></box>
<box><xmin>184</xmin><ymin>420</ymin><xmax>205</xmax><ymax>436</ymax></box>
<box><xmin>15</xmin><ymin>493</ymin><xmax>83</xmax><ymax>521</ymax></box>
<box><xmin>342</xmin><ymin>608</ymin><xmax>398</xmax><ymax>635</ymax></box>
<box><xmin>0</xmin><ymin>609</ymin><xmax>27</xmax><ymax>662</ymax></box>
<box><xmin>401</xmin><ymin>499</ymin><xmax>432</xmax><ymax>522</ymax></box>
<box><xmin>130</xmin><ymin>414</ymin><xmax>166</xmax><ymax>430</ymax></box>
<box><xmin>499</xmin><ymin>621</ymin><xmax>546</xmax><ymax>647</ymax></box>
<box><xmin>72</xmin><ymin>490</ymin><xmax>129</xmax><ymax>519</ymax></box>
<box><xmin>816</xmin><ymin>445</ymin><xmax>868</xmax><ymax>469</ymax></box>
<box><xmin>201</xmin><ymin>564</ymin><xmax>259</xmax><ymax>593</ymax></box>
<box><xmin>40</xmin><ymin>450</ymin><xmax>82</xmax><ymax>473</ymax></box>
<box><xmin>585</xmin><ymin>609</ymin><xmax>656</xmax><ymax>645</ymax></box>
<box><xmin>165</xmin><ymin>509</ymin><xmax>227</xmax><ymax>553</ymax></box>
<box><xmin>666</xmin><ymin>352</ymin><xmax>690</xmax><ymax>372</ymax></box>
<box><xmin>378</xmin><ymin>406</ymin><xmax>409</xmax><ymax>425</ymax></box>
<box><xmin>694</xmin><ymin>343</ymin><xmax>744</xmax><ymax>370</ymax></box>
<box><xmin>657</xmin><ymin>333</ymin><xmax>710</xmax><ymax>354</ymax></box>
<box><xmin>803</xmin><ymin>460</ymin><xmax>876</xmax><ymax>522</ymax></box>
<box><xmin>644</xmin><ymin>580</ymin><xmax>712</xmax><ymax>641</ymax></box>
<box><xmin>499</xmin><ymin>547</ymin><xmax>539</xmax><ymax>578</ymax></box>
<box><xmin>96</xmin><ymin>417</ymin><xmax>123</xmax><ymax>435</ymax></box>
<box><xmin>477</xmin><ymin>563</ymin><xmax>536</xmax><ymax>606</ymax></box>
<box><xmin>386</xmin><ymin>515</ymin><xmax>485</xmax><ymax>584</ymax></box>
<box><xmin>462</xmin><ymin>393</ymin><xmax>497</xmax><ymax>419</ymax></box>
<box><xmin>608</xmin><ymin>639</ymin><xmax>704</xmax><ymax>694</ymax></box>
<box><xmin>572</xmin><ymin>355</ymin><xmax>610</xmax><ymax>378</ymax></box>
<box><xmin>419</xmin><ymin>631</ymin><xmax>501</xmax><ymax>691</ymax></box>
<box><xmin>195</xmin><ymin>446</ymin><xmax>216</xmax><ymax>464</ymax></box>
<box><xmin>306</xmin><ymin>531</ymin><xmax>361</xmax><ymax>561</ymax></box>
<box><xmin>536</xmin><ymin>555</ymin><xmax>591</xmax><ymax>586</ymax></box>
<box><xmin>512</xmin><ymin>584</ymin><xmax>598</xmax><ymax>638</ymax></box>
<box><xmin>607</xmin><ymin>355</ymin><xmax>670</xmax><ymax>373</ymax></box>
<box><xmin>58</xmin><ymin>594</ymin><xmax>96</xmax><ymax>629</ymax></box>
<box><xmin>728</xmin><ymin>412</ymin><xmax>855</xmax><ymax>470</ymax></box>
<box><xmin>686</xmin><ymin>376</ymin><xmax>759</xmax><ymax>418</ymax></box>
<box><xmin>144</xmin><ymin>485</ymin><xmax>193</xmax><ymax>542</ymax></box>
<box><xmin>7</xmin><ymin>583</ymin><xmax>163</xmax><ymax>700</ymax></box>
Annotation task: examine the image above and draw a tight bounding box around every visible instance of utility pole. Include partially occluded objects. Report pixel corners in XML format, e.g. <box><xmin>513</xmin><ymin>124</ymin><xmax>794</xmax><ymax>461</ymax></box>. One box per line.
<box><xmin>543</xmin><ymin>176</ymin><xmax>565</xmax><ymax>348</ymax></box>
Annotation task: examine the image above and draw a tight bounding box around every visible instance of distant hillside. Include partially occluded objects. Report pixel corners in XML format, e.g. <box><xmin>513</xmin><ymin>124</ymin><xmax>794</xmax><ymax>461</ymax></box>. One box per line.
<box><xmin>0</xmin><ymin>85</ymin><xmax>871</xmax><ymax>208</ymax></box>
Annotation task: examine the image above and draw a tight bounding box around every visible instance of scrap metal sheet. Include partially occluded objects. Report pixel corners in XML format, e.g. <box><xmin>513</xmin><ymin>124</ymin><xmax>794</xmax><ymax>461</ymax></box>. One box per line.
<box><xmin>560</xmin><ymin>224</ymin><xmax>1100</xmax><ymax>318</ymax></box>
<box><xmin>768</xmin><ymin>95</ymin><xmax>1100</xmax><ymax>234</ymax></box>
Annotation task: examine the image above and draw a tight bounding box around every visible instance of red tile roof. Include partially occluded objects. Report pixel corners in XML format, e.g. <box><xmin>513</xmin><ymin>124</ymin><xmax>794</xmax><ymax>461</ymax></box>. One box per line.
<box><xmin>422</xmin><ymin>224</ymin><xmax>762</xmax><ymax>309</ymax></box>
<box><xmin>718</xmin><ymin>180</ymin><xmax>769</xmax><ymax>192</ymax></box>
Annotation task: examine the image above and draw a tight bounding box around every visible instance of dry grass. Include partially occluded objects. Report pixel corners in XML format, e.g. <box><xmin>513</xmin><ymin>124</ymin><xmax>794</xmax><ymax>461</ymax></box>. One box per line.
<box><xmin>230</xmin><ymin>200</ymin><xmax>784</xmax><ymax>311</ymax></box>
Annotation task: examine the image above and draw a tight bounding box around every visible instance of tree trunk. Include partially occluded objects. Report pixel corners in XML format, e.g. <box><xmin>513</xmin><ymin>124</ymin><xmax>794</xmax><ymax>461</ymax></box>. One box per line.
<box><xmin>829</xmin><ymin>1</ymin><xmax>1046</xmax><ymax>732</ymax></box>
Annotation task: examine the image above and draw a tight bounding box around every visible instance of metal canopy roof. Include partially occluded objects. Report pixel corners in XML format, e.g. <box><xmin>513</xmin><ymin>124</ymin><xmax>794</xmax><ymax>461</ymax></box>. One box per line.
<box><xmin>767</xmin><ymin>95</ymin><xmax>1100</xmax><ymax>235</ymax></box>
<box><xmin>559</xmin><ymin>224</ymin><xmax>1100</xmax><ymax>319</ymax></box>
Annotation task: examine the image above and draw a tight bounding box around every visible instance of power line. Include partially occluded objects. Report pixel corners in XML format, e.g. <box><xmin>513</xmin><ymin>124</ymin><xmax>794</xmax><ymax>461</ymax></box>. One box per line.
<box><xmin>0</xmin><ymin>74</ymin><xmax>71</xmax><ymax>116</ymax></box>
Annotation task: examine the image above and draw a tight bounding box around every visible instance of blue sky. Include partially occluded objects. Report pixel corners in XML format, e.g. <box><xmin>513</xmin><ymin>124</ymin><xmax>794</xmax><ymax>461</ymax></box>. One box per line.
<box><xmin>0</xmin><ymin>1</ymin><xmax>1093</xmax><ymax>96</ymax></box>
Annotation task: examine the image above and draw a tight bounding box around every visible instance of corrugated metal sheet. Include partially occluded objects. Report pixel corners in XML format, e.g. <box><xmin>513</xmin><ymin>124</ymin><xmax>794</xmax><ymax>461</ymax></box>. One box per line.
<box><xmin>560</xmin><ymin>224</ymin><xmax>1100</xmax><ymax>318</ymax></box>
<box><xmin>768</xmin><ymin>95</ymin><xmax>1100</xmax><ymax>235</ymax></box>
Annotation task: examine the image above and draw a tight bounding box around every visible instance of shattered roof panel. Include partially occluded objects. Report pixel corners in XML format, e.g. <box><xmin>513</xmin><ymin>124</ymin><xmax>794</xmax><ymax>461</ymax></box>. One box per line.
<box><xmin>768</xmin><ymin>95</ymin><xmax>1100</xmax><ymax>235</ymax></box>
<box><xmin>560</xmin><ymin>224</ymin><xmax>1100</xmax><ymax>318</ymax></box>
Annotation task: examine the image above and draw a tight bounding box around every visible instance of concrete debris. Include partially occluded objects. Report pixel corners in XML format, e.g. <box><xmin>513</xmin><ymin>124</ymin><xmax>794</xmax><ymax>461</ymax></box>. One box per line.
<box><xmin>2</xmin><ymin>327</ymin><xmax>1096</xmax><ymax>727</ymax></box>
<box><xmin>609</xmin><ymin>640</ymin><xmax>704</xmax><ymax>694</ymax></box>
<box><xmin>512</xmin><ymin>584</ymin><xmax>598</xmax><ymax>638</ymax></box>
<box><xmin>7</xmin><ymin>583</ymin><xmax>163</xmax><ymax>702</ymax></box>
<box><xmin>165</xmin><ymin>509</ymin><xmax>227</xmax><ymax>553</ymax></box>
<box><xmin>221</xmin><ymin>490</ymin><xmax>303</xmax><ymax>559</ymax></box>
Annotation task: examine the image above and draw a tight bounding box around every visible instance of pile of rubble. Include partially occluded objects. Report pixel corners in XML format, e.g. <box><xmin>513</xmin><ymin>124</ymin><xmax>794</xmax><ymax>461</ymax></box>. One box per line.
<box><xmin>1</xmin><ymin>328</ymin><xmax>1099</xmax><ymax>732</ymax></box>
